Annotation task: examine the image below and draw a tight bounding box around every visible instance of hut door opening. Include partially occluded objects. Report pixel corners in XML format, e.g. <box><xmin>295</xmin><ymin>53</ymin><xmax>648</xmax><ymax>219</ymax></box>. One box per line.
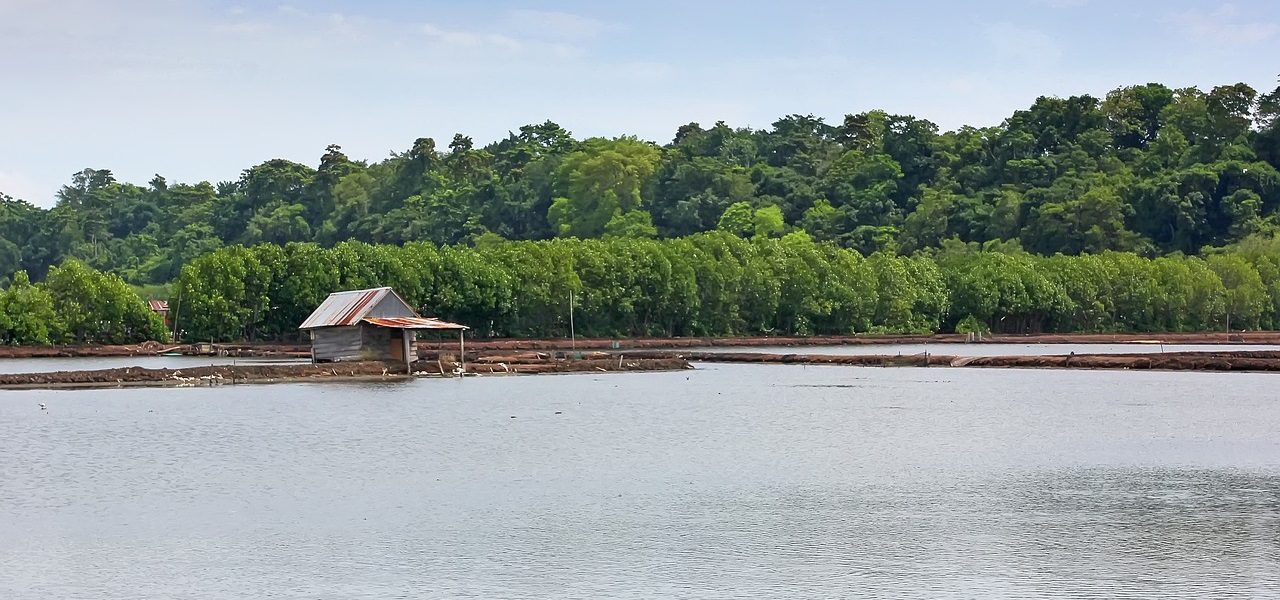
<box><xmin>389</xmin><ymin>328</ymin><xmax>405</xmax><ymax>362</ymax></box>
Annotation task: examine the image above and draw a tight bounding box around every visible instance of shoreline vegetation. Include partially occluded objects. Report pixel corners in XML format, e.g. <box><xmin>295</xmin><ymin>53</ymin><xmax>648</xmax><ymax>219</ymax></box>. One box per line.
<box><xmin>2</xmin><ymin>80</ymin><xmax>1280</xmax><ymax>347</ymax></box>
<box><xmin>5</xmin><ymin>234</ymin><xmax>1280</xmax><ymax>349</ymax></box>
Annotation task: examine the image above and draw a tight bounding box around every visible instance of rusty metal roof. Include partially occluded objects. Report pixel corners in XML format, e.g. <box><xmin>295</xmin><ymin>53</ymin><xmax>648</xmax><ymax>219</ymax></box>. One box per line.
<box><xmin>363</xmin><ymin>317</ymin><xmax>469</xmax><ymax>330</ymax></box>
<box><xmin>147</xmin><ymin>300</ymin><xmax>169</xmax><ymax>312</ymax></box>
<box><xmin>299</xmin><ymin>287</ymin><xmax>401</xmax><ymax>329</ymax></box>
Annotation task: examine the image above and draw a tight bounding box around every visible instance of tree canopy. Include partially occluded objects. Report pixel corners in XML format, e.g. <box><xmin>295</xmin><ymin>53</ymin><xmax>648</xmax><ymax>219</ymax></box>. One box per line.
<box><xmin>3</xmin><ymin>79</ymin><xmax>1280</xmax><ymax>345</ymax></box>
<box><xmin>2</xmin><ymin>80</ymin><xmax>1279</xmax><ymax>285</ymax></box>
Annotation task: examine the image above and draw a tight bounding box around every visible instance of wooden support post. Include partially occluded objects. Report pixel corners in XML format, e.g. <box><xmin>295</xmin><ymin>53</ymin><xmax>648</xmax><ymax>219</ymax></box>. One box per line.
<box><xmin>403</xmin><ymin>329</ymin><xmax>412</xmax><ymax>375</ymax></box>
<box><xmin>459</xmin><ymin>329</ymin><xmax>466</xmax><ymax>376</ymax></box>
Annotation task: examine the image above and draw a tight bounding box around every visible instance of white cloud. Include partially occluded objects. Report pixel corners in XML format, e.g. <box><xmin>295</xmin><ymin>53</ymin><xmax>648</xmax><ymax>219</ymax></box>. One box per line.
<box><xmin>1170</xmin><ymin>3</ymin><xmax>1279</xmax><ymax>45</ymax></box>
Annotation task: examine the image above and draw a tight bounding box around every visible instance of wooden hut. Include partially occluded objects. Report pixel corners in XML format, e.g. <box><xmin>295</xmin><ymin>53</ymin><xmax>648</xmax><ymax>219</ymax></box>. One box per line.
<box><xmin>299</xmin><ymin>287</ymin><xmax>468</xmax><ymax>372</ymax></box>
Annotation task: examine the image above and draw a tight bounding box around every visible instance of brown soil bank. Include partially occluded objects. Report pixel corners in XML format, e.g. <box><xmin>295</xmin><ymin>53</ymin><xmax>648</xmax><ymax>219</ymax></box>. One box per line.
<box><xmin>3</xmin><ymin>331</ymin><xmax>1280</xmax><ymax>360</ymax></box>
<box><xmin>630</xmin><ymin>350</ymin><xmax>1280</xmax><ymax>373</ymax></box>
<box><xmin>421</xmin><ymin>331</ymin><xmax>1280</xmax><ymax>352</ymax></box>
<box><xmin>0</xmin><ymin>356</ymin><xmax>691</xmax><ymax>390</ymax></box>
<box><xmin>0</xmin><ymin>341</ymin><xmax>184</xmax><ymax>358</ymax></box>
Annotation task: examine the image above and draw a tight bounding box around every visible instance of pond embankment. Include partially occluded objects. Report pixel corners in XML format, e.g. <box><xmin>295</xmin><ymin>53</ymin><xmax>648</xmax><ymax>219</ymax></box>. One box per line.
<box><xmin>0</xmin><ymin>354</ymin><xmax>691</xmax><ymax>390</ymax></box>
<box><xmin>6</xmin><ymin>332</ymin><xmax>1280</xmax><ymax>360</ymax></box>
<box><xmin>628</xmin><ymin>349</ymin><xmax>1280</xmax><ymax>372</ymax></box>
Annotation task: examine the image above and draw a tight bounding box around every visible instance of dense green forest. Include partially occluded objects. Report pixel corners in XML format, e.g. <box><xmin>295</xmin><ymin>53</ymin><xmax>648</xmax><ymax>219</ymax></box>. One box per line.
<box><xmin>3</xmin><ymin>233</ymin><xmax>1276</xmax><ymax>344</ymax></box>
<box><xmin>3</xmin><ymin>80</ymin><xmax>1279</xmax><ymax>282</ymax></box>
<box><xmin>2</xmin><ymin>80</ymin><xmax>1280</xmax><ymax>344</ymax></box>
<box><xmin>165</xmin><ymin>235</ymin><xmax>1279</xmax><ymax>343</ymax></box>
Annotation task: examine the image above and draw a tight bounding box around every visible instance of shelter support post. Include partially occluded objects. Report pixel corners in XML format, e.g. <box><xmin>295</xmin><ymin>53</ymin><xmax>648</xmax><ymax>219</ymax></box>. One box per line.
<box><xmin>459</xmin><ymin>330</ymin><xmax>466</xmax><ymax>376</ymax></box>
<box><xmin>403</xmin><ymin>330</ymin><xmax>411</xmax><ymax>375</ymax></box>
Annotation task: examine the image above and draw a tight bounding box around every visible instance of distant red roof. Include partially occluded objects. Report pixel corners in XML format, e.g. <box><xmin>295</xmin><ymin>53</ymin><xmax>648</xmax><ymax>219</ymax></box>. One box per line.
<box><xmin>147</xmin><ymin>300</ymin><xmax>169</xmax><ymax>312</ymax></box>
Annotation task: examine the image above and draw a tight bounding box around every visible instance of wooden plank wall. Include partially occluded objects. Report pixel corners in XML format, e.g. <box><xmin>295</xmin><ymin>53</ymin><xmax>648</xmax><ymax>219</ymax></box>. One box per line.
<box><xmin>312</xmin><ymin>326</ymin><xmax>365</xmax><ymax>362</ymax></box>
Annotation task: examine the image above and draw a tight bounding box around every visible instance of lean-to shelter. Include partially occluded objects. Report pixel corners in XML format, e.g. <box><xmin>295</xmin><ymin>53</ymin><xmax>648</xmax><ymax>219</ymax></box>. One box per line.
<box><xmin>299</xmin><ymin>287</ymin><xmax>468</xmax><ymax>372</ymax></box>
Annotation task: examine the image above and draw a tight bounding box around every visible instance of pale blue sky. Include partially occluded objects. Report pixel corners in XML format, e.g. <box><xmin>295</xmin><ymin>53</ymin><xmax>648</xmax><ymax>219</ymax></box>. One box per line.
<box><xmin>2</xmin><ymin>0</ymin><xmax>1278</xmax><ymax>206</ymax></box>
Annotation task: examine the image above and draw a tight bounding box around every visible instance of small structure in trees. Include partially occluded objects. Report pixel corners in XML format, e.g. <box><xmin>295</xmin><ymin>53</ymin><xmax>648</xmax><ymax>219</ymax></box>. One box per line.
<box><xmin>299</xmin><ymin>287</ymin><xmax>468</xmax><ymax>373</ymax></box>
<box><xmin>147</xmin><ymin>299</ymin><xmax>170</xmax><ymax>326</ymax></box>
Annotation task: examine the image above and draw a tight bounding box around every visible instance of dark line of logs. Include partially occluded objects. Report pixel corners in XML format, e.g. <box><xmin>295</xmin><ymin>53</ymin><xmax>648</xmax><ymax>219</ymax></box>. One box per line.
<box><xmin>621</xmin><ymin>350</ymin><xmax>1280</xmax><ymax>372</ymax></box>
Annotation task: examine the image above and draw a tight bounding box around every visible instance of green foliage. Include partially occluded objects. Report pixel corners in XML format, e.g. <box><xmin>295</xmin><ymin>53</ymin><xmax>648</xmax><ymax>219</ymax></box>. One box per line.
<box><xmin>2</xmin><ymin>80</ymin><xmax>1280</xmax><ymax>344</ymax></box>
<box><xmin>603</xmin><ymin>210</ymin><xmax>658</xmax><ymax>239</ymax></box>
<box><xmin>41</xmin><ymin>260</ymin><xmax>167</xmax><ymax>344</ymax></box>
<box><xmin>716</xmin><ymin>202</ymin><xmax>755</xmax><ymax>237</ymax></box>
<box><xmin>954</xmin><ymin>315</ymin><xmax>990</xmax><ymax>335</ymax></box>
<box><xmin>1207</xmin><ymin>253</ymin><xmax>1268</xmax><ymax>330</ymax></box>
<box><xmin>2</xmin><ymin>80</ymin><xmax>1279</xmax><ymax>289</ymax></box>
<box><xmin>5</xmin><ymin>236</ymin><xmax>1278</xmax><ymax>345</ymax></box>
<box><xmin>0</xmin><ymin>272</ymin><xmax>59</xmax><ymax>345</ymax></box>
<box><xmin>547</xmin><ymin>137</ymin><xmax>662</xmax><ymax>238</ymax></box>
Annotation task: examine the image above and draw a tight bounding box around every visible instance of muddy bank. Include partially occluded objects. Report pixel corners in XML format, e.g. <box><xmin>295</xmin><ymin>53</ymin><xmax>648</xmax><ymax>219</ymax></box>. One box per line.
<box><xmin>631</xmin><ymin>349</ymin><xmax>1280</xmax><ymax>373</ymax></box>
<box><xmin>387</xmin><ymin>331</ymin><xmax>1280</xmax><ymax>352</ymax></box>
<box><xmin>0</xmin><ymin>341</ymin><xmax>185</xmax><ymax>359</ymax></box>
<box><xmin>0</xmin><ymin>362</ymin><xmax>410</xmax><ymax>389</ymax></box>
<box><xmin>954</xmin><ymin>350</ymin><xmax>1280</xmax><ymax>371</ymax></box>
<box><xmin>4</xmin><ymin>331</ymin><xmax>1280</xmax><ymax>360</ymax></box>
<box><xmin>0</xmin><ymin>355</ymin><xmax>692</xmax><ymax>390</ymax></box>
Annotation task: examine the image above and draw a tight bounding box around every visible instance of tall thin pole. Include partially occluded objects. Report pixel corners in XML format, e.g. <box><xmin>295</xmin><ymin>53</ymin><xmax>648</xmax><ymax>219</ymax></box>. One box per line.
<box><xmin>459</xmin><ymin>329</ymin><xmax>466</xmax><ymax>376</ymax></box>
<box><xmin>569</xmin><ymin>290</ymin><xmax>576</xmax><ymax>353</ymax></box>
<box><xmin>170</xmin><ymin>285</ymin><xmax>183</xmax><ymax>343</ymax></box>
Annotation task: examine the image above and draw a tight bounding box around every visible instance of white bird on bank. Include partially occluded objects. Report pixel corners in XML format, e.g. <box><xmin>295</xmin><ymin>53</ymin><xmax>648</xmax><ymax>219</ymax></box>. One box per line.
<box><xmin>38</xmin><ymin>403</ymin><xmax>46</xmax><ymax>411</ymax></box>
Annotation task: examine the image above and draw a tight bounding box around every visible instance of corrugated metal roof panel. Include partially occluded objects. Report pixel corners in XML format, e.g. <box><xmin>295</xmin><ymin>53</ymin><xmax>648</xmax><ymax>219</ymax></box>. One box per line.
<box><xmin>363</xmin><ymin>317</ymin><xmax>469</xmax><ymax>330</ymax></box>
<box><xmin>299</xmin><ymin>288</ymin><xmax>395</xmax><ymax>329</ymax></box>
<box><xmin>147</xmin><ymin>300</ymin><xmax>169</xmax><ymax>312</ymax></box>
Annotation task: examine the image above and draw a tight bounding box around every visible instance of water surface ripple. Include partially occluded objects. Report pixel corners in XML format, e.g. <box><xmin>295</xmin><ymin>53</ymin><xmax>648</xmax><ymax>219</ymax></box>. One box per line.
<box><xmin>2</xmin><ymin>364</ymin><xmax>1278</xmax><ymax>598</ymax></box>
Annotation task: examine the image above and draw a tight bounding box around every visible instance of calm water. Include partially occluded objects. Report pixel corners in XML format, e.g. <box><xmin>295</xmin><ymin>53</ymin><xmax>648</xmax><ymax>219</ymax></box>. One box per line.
<box><xmin>2</xmin><ymin>364</ymin><xmax>1279</xmax><ymax>598</ymax></box>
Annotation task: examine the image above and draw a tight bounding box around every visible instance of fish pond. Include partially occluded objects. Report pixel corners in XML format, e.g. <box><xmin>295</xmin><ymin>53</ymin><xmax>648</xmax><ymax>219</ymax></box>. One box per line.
<box><xmin>2</xmin><ymin>361</ymin><xmax>1278</xmax><ymax>598</ymax></box>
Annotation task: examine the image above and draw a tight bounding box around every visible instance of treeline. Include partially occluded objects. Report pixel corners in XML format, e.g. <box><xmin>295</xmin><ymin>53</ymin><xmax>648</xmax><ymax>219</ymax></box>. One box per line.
<box><xmin>2</xmin><ymin>80</ymin><xmax>1280</xmax><ymax>285</ymax></box>
<box><xmin>161</xmin><ymin>233</ymin><xmax>1279</xmax><ymax>343</ymax></box>
<box><xmin>0</xmin><ymin>261</ymin><xmax>167</xmax><ymax>345</ymax></box>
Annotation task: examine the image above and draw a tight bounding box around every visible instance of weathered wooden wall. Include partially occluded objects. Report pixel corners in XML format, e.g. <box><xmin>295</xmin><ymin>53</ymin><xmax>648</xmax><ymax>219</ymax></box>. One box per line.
<box><xmin>366</xmin><ymin>295</ymin><xmax>416</xmax><ymax>319</ymax></box>
<box><xmin>311</xmin><ymin>326</ymin><xmax>365</xmax><ymax>362</ymax></box>
<box><xmin>311</xmin><ymin>324</ymin><xmax>415</xmax><ymax>362</ymax></box>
